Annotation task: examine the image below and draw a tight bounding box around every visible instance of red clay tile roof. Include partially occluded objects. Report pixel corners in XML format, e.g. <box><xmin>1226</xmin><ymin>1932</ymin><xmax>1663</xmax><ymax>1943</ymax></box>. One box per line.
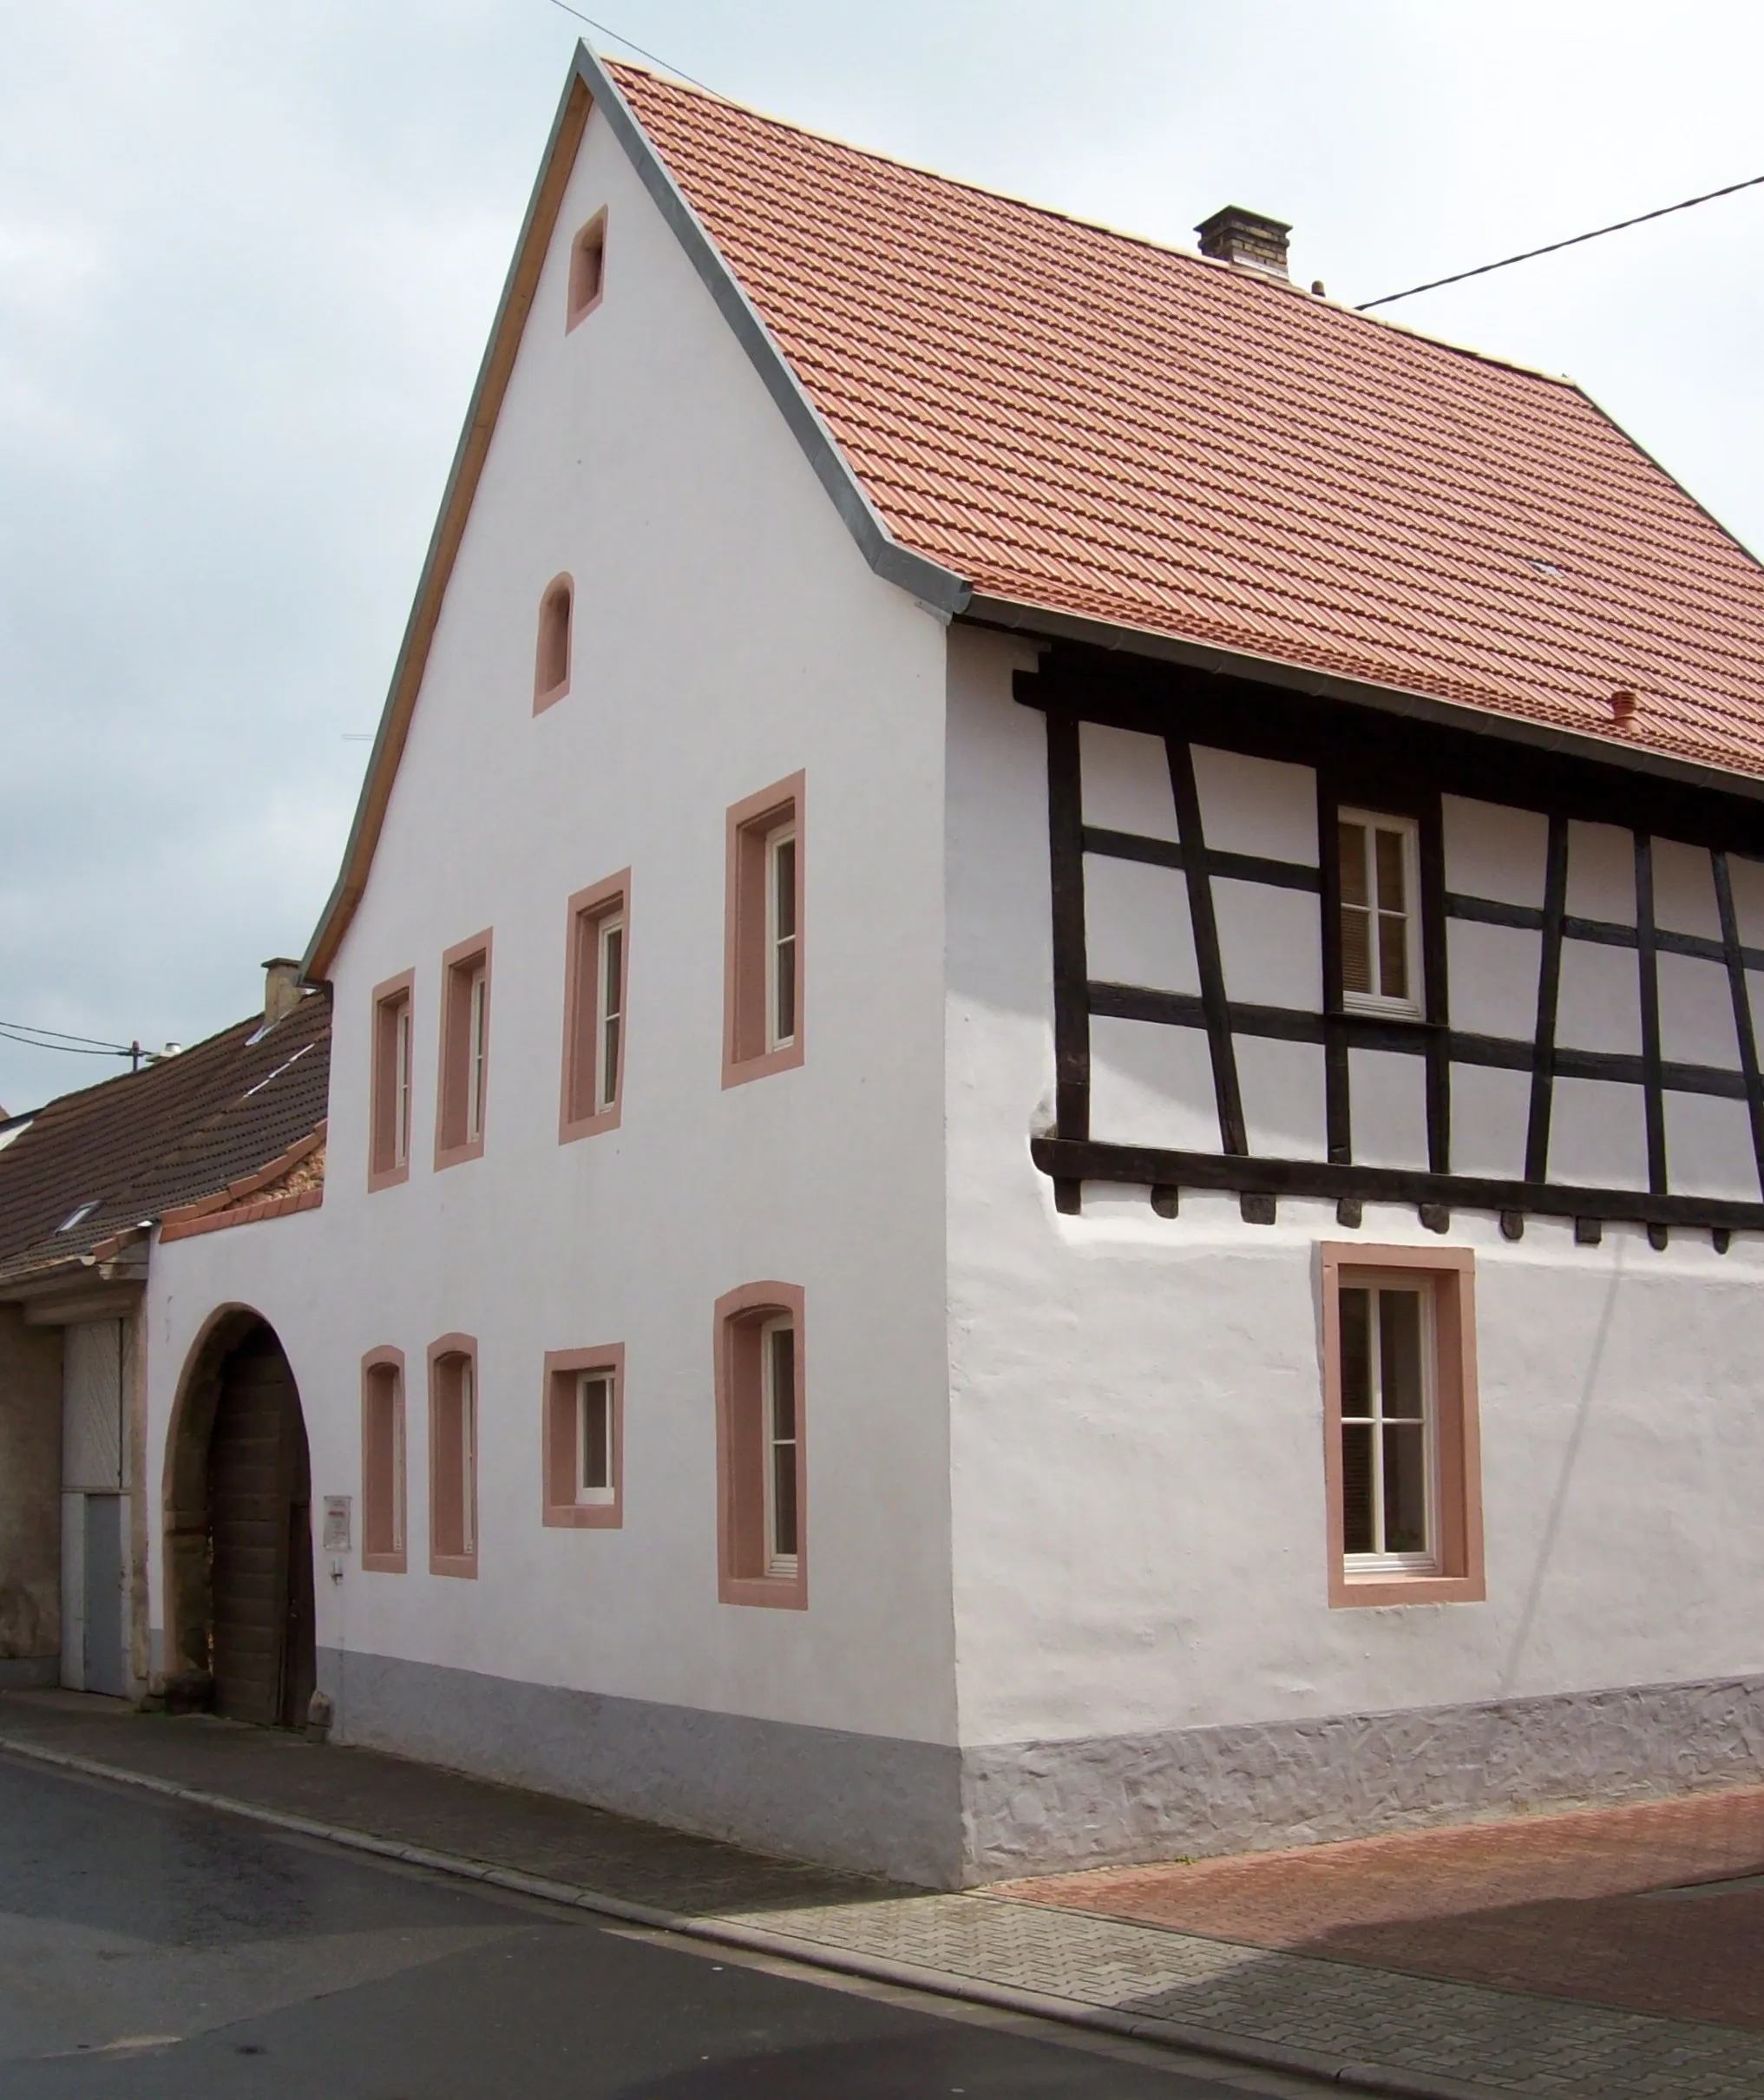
<box><xmin>0</xmin><ymin>992</ymin><xmax>330</xmax><ymax>1289</ymax></box>
<box><xmin>610</xmin><ymin>62</ymin><xmax>1764</xmax><ymax>778</ymax></box>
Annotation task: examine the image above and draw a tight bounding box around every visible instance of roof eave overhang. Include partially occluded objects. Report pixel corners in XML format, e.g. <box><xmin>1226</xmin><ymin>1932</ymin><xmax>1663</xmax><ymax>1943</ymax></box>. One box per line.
<box><xmin>962</xmin><ymin>591</ymin><xmax>1764</xmax><ymax>812</ymax></box>
<box><xmin>0</xmin><ymin>1231</ymin><xmax>149</xmax><ymax>1315</ymax></box>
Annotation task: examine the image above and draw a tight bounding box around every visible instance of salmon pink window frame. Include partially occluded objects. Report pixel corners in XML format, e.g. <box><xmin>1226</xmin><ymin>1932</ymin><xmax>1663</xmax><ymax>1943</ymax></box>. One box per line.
<box><xmin>542</xmin><ymin>1344</ymin><xmax>625</xmax><ymax>1529</ymax></box>
<box><xmin>361</xmin><ymin>1348</ymin><xmax>407</xmax><ymax>1573</ymax></box>
<box><xmin>435</xmin><ymin>932</ymin><xmax>492</xmax><ymax>1170</ymax></box>
<box><xmin>724</xmin><ymin>773</ymin><xmax>804</xmax><ymax>1088</ymax></box>
<box><xmin>1319</xmin><ymin>1244</ymin><xmax>1485</xmax><ymax>1609</ymax></box>
<box><xmin>368</xmin><ymin>969</ymin><xmax>415</xmax><ymax>1192</ymax></box>
<box><xmin>559</xmin><ymin>872</ymin><xmax>630</xmax><ymax>1143</ymax></box>
<box><xmin>713</xmin><ymin>1282</ymin><xmax>806</xmax><ymax>1609</ymax></box>
<box><xmin>428</xmin><ymin>1335</ymin><xmax>479</xmax><ymax>1579</ymax></box>
<box><xmin>566</xmin><ymin>209</ymin><xmax>607</xmax><ymax>331</ymax></box>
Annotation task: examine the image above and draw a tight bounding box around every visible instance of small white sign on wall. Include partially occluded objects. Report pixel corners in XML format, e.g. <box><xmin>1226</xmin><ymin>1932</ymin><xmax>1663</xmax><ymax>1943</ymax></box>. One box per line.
<box><xmin>322</xmin><ymin>1496</ymin><xmax>352</xmax><ymax>1553</ymax></box>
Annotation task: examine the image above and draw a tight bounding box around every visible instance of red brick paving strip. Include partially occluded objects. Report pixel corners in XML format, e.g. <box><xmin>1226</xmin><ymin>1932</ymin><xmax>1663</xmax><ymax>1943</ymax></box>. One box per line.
<box><xmin>999</xmin><ymin>1786</ymin><xmax>1764</xmax><ymax>2030</ymax></box>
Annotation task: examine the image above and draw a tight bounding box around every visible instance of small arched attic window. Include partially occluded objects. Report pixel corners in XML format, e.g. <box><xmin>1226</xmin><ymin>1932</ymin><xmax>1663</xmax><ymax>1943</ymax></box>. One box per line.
<box><xmin>567</xmin><ymin>211</ymin><xmax>607</xmax><ymax>330</ymax></box>
<box><xmin>534</xmin><ymin>575</ymin><xmax>574</xmax><ymax>712</ymax></box>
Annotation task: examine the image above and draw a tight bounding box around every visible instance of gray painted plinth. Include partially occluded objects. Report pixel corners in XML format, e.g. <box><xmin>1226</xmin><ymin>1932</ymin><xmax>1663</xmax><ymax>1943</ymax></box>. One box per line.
<box><xmin>0</xmin><ymin>1656</ymin><xmax>59</xmax><ymax>1690</ymax></box>
<box><xmin>318</xmin><ymin>1647</ymin><xmax>965</xmax><ymax>1887</ymax></box>
<box><xmin>318</xmin><ymin>1649</ymin><xmax>1764</xmax><ymax>1887</ymax></box>
<box><xmin>961</xmin><ymin>1671</ymin><xmax>1764</xmax><ymax>1880</ymax></box>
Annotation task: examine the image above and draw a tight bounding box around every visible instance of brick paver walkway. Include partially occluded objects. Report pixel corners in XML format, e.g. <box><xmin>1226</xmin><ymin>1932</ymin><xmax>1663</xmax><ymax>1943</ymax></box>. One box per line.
<box><xmin>6</xmin><ymin>1691</ymin><xmax>1764</xmax><ymax>2100</ymax></box>
<box><xmin>1000</xmin><ymin>1788</ymin><xmax>1764</xmax><ymax>2030</ymax></box>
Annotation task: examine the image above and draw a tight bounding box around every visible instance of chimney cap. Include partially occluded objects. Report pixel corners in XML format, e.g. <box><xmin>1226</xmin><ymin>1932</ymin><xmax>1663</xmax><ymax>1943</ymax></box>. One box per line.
<box><xmin>1195</xmin><ymin>205</ymin><xmax>1292</xmax><ymax>279</ymax></box>
<box><xmin>260</xmin><ymin>957</ymin><xmax>305</xmax><ymax>1025</ymax></box>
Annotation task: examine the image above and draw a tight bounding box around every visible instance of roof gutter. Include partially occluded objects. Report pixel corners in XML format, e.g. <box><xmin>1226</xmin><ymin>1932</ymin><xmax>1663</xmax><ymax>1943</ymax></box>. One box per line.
<box><xmin>962</xmin><ymin>592</ymin><xmax>1764</xmax><ymax>813</ymax></box>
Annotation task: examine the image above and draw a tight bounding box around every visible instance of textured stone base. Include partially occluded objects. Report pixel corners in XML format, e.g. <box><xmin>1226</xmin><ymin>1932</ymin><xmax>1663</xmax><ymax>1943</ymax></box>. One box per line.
<box><xmin>317</xmin><ymin>1647</ymin><xmax>963</xmax><ymax>1887</ymax></box>
<box><xmin>960</xmin><ymin>1672</ymin><xmax>1764</xmax><ymax>1880</ymax></box>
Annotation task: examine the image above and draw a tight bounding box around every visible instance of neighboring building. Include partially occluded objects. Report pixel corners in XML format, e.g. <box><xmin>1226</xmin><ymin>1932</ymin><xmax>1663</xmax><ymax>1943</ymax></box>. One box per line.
<box><xmin>0</xmin><ymin>967</ymin><xmax>327</xmax><ymax>1703</ymax></box>
<box><xmin>121</xmin><ymin>46</ymin><xmax>1764</xmax><ymax>1887</ymax></box>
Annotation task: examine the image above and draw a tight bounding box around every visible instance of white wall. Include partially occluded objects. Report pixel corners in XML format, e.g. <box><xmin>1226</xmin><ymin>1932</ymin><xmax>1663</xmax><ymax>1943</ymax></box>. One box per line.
<box><xmin>147</xmin><ymin>99</ymin><xmax>957</xmax><ymax>1755</ymax></box>
<box><xmin>944</xmin><ymin>627</ymin><xmax>1764</xmax><ymax>1755</ymax></box>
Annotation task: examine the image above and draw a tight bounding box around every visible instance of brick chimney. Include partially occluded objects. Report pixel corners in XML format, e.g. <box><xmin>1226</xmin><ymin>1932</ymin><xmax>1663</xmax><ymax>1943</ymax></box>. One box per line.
<box><xmin>1195</xmin><ymin>206</ymin><xmax>1291</xmax><ymax>280</ymax></box>
<box><xmin>262</xmin><ymin>957</ymin><xmax>305</xmax><ymax>1025</ymax></box>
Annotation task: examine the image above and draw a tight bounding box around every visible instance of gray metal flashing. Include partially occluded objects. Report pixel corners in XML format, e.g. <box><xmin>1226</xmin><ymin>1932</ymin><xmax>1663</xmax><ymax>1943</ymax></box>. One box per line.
<box><xmin>965</xmin><ymin>592</ymin><xmax>1764</xmax><ymax>813</ymax></box>
<box><xmin>576</xmin><ymin>46</ymin><xmax>970</xmax><ymax>617</ymax></box>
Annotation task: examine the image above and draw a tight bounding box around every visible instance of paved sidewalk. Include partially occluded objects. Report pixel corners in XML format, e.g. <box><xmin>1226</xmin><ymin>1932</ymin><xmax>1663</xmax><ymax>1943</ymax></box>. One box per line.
<box><xmin>3</xmin><ymin>1692</ymin><xmax>1763</xmax><ymax>2100</ymax></box>
<box><xmin>1002</xmin><ymin>1786</ymin><xmax>1764</xmax><ymax>2031</ymax></box>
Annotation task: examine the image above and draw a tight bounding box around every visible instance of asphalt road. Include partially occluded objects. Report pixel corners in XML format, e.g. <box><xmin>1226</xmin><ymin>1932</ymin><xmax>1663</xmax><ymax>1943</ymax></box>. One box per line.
<box><xmin>0</xmin><ymin>1751</ymin><xmax>1330</xmax><ymax>2100</ymax></box>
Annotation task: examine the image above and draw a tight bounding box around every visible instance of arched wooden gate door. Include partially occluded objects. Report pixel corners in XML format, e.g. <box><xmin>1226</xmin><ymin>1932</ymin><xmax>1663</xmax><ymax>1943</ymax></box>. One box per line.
<box><xmin>207</xmin><ymin>1328</ymin><xmax>316</xmax><ymax>1728</ymax></box>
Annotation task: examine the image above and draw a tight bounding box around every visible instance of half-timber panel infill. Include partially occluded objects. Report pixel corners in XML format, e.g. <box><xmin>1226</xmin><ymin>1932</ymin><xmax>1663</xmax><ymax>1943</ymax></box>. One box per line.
<box><xmin>1019</xmin><ymin>648</ymin><xmax>1764</xmax><ymax>1242</ymax></box>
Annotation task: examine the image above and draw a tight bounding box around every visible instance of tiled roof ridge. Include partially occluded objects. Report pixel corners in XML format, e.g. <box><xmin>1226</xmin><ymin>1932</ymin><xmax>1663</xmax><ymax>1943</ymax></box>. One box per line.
<box><xmin>601</xmin><ymin>56</ymin><xmax>1584</xmax><ymax>397</ymax></box>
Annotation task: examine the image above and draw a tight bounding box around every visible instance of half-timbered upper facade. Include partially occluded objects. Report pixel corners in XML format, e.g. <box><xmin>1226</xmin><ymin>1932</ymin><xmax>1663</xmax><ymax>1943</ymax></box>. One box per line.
<box><xmin>1031</xmin><ymin>644</ymin><xmax>1764</xmax><ymax>1240</ymax></box>
<box><xmin>126</xmin><ymin>45</ymin><xmax>1764</xmax><ymax>1889</ymax></box>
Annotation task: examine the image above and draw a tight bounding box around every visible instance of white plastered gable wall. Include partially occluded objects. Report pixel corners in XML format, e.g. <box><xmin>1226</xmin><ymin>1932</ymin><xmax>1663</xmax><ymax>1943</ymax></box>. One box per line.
<box><xmin>942</xmin><ymin>627</ymin><xmax>1764</xmax><ymax>1880</ymax></box>
<box><xmin>146</xmin><ymin>83</ymin><xmax>966</xmax><ymax>1884</ymax></box>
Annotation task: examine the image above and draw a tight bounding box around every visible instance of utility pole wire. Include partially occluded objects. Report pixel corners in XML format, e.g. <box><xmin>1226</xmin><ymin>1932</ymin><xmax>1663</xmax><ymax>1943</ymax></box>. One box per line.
<box><xmin>545</xmin><ymin>0</ymin><xmax>716</xmax><ymax>94</ymax></box>
<box><xmin>0</xmin><ymin>1020</ymin><xmax>138</xmax><ymax>1053</ymax></box>
<box><xmin>1358</xmin><ymin>173</ymin><xmax>1764</xmax><ymax>310</ymax></box>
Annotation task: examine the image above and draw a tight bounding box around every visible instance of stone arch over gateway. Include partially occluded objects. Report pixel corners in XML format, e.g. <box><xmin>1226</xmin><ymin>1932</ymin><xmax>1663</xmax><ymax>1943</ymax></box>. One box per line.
<box><xmin>162</xmin><ymin>1305</ymin><xmax>316</xmax><ymax>1728</ymax></box>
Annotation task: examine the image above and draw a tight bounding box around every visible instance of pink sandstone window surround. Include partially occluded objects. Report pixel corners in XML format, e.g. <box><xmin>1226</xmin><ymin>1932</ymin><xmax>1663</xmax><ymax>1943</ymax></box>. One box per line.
<box><xmin>542</xmin><ymin>1344</ymin><xmax>625</xmax><ymax>1529</ymax></box>
<box><xmin>434</xmin><ymin>931</ymin><xmax>492</xmax><ymax>1169</ymax></box>
<box><xmin>534</xmin><ymin>574</ymin><xmax>574</xmax><ymax>712</ymax></box>
<box><xmin>559</xmin><ymin>871</ymin><xmax>630</xmax><ymax>1142</ymax></box>
<box><xmin>368</xmin><ymin>970</ymin><xmax>415</xmax><ymax>1191</ymax></box>
<box><xmin>566</xmin><ymin>209</ymin><xmax>607</xmax><ymax>331</ymax></box>
<box><xmin>428</xmin><ymin>1335</ymin><xmax>479</xmax><ymax>1579</ymax></box>
<box><xmin>361</xmin><ymin>1348</ymin><xmax>407</xmax><ymax>1574</ymax></box>
<box><xmin>723</xmin><ymin>772</ymin><xmax>804</xmax><ymax>1088</ymax></box>
<box><xmin>713</xmin><ymin>1282</ymin><xmax>806</xmax><ymax>1609</ymax></box>
<box><xmin>1318</xmin><ymin>1243</ymin><xmax>1485</xmax><ymax>1609</ymax></box>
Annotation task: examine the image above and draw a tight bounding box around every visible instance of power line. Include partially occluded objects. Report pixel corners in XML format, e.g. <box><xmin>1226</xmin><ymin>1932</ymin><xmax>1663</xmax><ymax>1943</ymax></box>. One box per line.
<box><xmin>1358</xmin><ymin>173</ymin><xmax>1764</xmax><ymax>311</ymax></box>
<box><xmin>0</xmin><ymin>1022</ymin><xmax>171</xmax><ymax>1072</ymax></box>
<box><xmin>0</xmin><ymin>1020</ymin><xmax>137</xmax><ymax>1053</ymax></box>
<box><xmin>545</xmin><ymin>0</ymin><xmax>716</xmax><ymax>94</ymax></box>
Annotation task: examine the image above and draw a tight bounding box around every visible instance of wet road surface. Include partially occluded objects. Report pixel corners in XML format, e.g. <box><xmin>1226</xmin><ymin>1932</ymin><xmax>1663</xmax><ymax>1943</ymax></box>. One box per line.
<box><xmin>0</xmin><ymin>1750</ymin><xmax>1331</xmax><ymax>2098</ymax></box>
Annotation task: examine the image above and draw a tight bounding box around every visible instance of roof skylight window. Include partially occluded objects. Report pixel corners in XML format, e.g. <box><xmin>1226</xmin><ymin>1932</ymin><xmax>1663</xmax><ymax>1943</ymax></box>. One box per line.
<box><xmin>1525</xmin><ymin>557</ymin><xmax>1565</xmax><ymax>577</ymax></box>
<box><xmin>56</xmin><ymin>1200</ymin><xmax>100</xmax><ymax>1233</ymax></box>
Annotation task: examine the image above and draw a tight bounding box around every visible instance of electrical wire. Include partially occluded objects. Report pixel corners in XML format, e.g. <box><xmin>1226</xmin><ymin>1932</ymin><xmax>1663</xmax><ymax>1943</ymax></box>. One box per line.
<box><xmin>0</xmin><ymin>1020</ymin><xmax>139</xmax><ymax>1055</ymax></box>
<box><xmin>1358</xmin><ymin>173</ymin><xmax>1764</xmax><ymax>310</ymax></box>
<box><xmin>545</xmin><ymin>0</ymin><xmax>716</xmax><ymax>94</ymax></box>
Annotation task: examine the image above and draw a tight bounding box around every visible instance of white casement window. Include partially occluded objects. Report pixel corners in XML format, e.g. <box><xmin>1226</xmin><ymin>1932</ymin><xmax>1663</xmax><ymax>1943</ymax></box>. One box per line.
<box><xmin>1338</xmin><ymin>1280</ymin><xmax>1436</xmax><ymax>1573</ymax></box>
<box><xmin>458</xmin><ymin>1356</ymin><xmax>477</xmax><ymax>1556</ymax></box>
<box><xmin>465</xmin><ymin>968</ymin><xmax>489</xmax><ymax>1143</ymax></box>
<box><xmin>764</xmin><ymin>824</ymin><xmax>797</xmax><ymax>1053</ymax></box>
<box><xmin>596</xmin><ymin>915</ymin><xmax>624</xmax><ymax>1115</ymax></box>
<box><xmin>1338</xmin><ymin>811</ymin><xmax>1422</xmax><ymax>1018</ymax></box>
<box><xmin>576</xmin><ymin>1371</ymin><xmax>615</xmax><ymax>1506</ymax></box>
<box><xmin>760</xmin><ymin>1316</ymin><xmax>798</xmax><ymax>1576</ymax></box>
<box><xmin>393</xmin><ymin>1003</ymin><xmax>412</xmax><ymax>1168</ymax></box>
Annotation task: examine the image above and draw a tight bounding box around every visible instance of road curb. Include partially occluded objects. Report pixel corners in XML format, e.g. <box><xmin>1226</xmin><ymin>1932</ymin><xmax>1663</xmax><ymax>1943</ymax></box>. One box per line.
<box><xmin>0</xmin><ymin>1732</ymin><xmax>1499</xmax><ymax>2100</ymax></box>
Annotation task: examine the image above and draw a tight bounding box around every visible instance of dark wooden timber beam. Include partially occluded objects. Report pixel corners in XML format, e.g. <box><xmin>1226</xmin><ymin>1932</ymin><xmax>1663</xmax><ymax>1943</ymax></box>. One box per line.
<box><xmin>1031</xmin><ymin>1137</ymin><xmax>1764</xmax><ymax>1232</ymax></box>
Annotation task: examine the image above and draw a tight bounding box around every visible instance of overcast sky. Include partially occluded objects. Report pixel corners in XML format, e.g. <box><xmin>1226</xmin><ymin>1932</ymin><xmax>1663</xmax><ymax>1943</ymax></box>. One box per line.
<box><xmin>2</xmin><ymin>0</ymin><xmax>1760</xmax><ymax>1112</ymax></box>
